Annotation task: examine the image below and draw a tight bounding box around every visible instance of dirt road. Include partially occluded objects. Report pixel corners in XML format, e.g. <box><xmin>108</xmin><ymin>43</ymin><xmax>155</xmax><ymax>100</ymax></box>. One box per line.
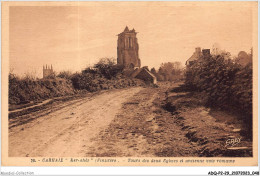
<box><xmin>9</xmin><ymin>87</ymin><xmax>143</xmax><ymax>157</ymax></box>
<box><xmin>85</xmin><ymin>83</ymin><xmax>197</xmax><ymax>157</ymax></box>
<box><xmin>9</xmin><ymin>83</ymin><xmax>251</xmax><ymax>157</ymax></box>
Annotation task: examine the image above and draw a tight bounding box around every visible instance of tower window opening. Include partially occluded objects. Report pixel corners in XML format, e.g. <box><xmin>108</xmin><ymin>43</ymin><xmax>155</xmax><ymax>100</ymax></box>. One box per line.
<box><xmin>129</xmin><ymin>37</ymin><xmax>132</xmax><ymax>48</ymax></box>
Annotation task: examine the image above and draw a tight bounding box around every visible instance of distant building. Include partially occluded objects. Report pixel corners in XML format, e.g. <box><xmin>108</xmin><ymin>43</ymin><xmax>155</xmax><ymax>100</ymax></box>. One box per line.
<box><xmin>186</xmin><ymin>47</ymin><xmax>210</xmax><ymax>66</ymax></box>
<box><xmin>212</xmin><ymin>43</ymin><xmax>221</xmax><ymax>55</ymax></box>
<box><xmin>43</xmin><ymin>65</ymin><xmax>54</xmax><ymax>78</ymax></box>
<box><xmin>186</xmin><ymin>47</ymin><xmax>202</xmax><ymax>66</ymax></box>
<box><xmin>117</xmin><ymin>26</ymin><xmax>156</xmax><ymax>84</ymax></box>
<box><xmin>117</xmin><ymin>26</ymin><xmax>141</xmax><ymax>69</ymax></box>
<box><xmin>130</xmin><ymin>67</ymin><xmax>157</xmax><ymax>84</ymax></box>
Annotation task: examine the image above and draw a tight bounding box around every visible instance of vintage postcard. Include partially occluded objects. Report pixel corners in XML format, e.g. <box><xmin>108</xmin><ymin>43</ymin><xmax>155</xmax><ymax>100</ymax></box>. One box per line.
<box><xmin>1</xmin><ymin>1</ymin><xmax>258</xmax><ymax>167</ymax></box>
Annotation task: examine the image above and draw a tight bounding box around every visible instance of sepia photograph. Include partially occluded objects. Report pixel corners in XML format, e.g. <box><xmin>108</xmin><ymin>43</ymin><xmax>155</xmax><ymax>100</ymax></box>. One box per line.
<box><xmin>1</xmin><ymin>1</ymin><xmax>258</xmax><ymax>168</ymax></box>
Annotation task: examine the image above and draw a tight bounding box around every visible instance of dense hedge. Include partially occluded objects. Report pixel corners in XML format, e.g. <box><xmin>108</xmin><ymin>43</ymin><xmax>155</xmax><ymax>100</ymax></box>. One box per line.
<box><xmin>70</xmin><ymin>59</ymin><xmax>145</xmax><ymax>92</ymax></box>
<box><xmin>9</xmin><ymin>75</ymin><xmax>75</xmax><ymax>105</ymax></box>
<box><xmin>9</xmin><ymin>58</ymin><xmax>146</xmax><ymax>105</ymax></box>
<box><xmin>70</xmin><ymin>71</ymin><xmax>145</xmax><ymax>92</ymax></box>
<box><xmin>185</xmin><ymin>53</ymin><xmax>252</xmax><ymax>117</ymax></box>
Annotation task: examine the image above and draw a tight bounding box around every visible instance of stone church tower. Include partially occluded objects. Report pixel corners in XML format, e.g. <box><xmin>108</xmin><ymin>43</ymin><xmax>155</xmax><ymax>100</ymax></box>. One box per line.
<box><xmin>117</xmin><ymin>26</ymin><xmax>141</xmax><ymax>69</ymax></box>
<box><xmin>43</xmin><ymin>65</ymin><xmax>54</xmax><ymax>78</ymax></box>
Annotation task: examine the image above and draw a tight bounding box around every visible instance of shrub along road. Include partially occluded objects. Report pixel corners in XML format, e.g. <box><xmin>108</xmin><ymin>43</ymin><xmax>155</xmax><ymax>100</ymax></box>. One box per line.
<box><xmin>9</xmin><ymin>82</ymin><xmax>251</xmax><ymax>157</ymax></box>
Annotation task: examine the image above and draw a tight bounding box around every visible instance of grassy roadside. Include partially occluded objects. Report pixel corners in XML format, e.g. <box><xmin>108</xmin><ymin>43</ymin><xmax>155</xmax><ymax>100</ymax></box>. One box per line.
<box><xmin>163</xmin><ymin>82</ymin><xmax>252</xmax><ymax>157</ymax></box>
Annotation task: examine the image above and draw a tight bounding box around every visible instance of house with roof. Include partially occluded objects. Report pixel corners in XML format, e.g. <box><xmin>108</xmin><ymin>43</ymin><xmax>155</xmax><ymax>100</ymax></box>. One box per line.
<box><xmin>186</xmin><ymin>47</ymin><xmax>210</xmax><ymax>66</ymax></box>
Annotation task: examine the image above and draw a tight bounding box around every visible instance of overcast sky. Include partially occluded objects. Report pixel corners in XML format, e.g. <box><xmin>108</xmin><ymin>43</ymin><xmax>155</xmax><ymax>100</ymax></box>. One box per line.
<box><xmin>9</xmin><ymin>2</ymin><xmax>255</xmax><ymax>77</ymax></box>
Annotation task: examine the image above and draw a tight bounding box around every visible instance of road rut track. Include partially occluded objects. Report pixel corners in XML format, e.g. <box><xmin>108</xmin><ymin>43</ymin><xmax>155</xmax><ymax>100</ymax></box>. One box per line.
<box><xmin>9</xmin><ymin>87</ymin><xmax>143</xmax><ymax>157</ymax></box>
<box><xmin>86</xmin><ymin>84</ymin><xmax>197</xmax><ymax>157</ymax></box>
<box><xmin>9</xmin><ymin>82</ymin><xmax>250</xmax><ymax>157</ymax></box>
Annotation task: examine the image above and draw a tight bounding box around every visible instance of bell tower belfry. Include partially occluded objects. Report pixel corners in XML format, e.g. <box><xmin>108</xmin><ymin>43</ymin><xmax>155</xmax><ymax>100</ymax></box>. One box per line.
<box><xmin>117</xmin><ymin>26</ymin><xmax>141</xmax><ymax>69</ymax></box>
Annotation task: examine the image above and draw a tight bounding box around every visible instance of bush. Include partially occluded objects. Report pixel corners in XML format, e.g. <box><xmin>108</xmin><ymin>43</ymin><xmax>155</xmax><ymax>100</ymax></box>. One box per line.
<box><xmin>57</xmin><ymin>71</ymin><xmax>73</xmax><ymax>80</ymax></box>
<box><xmin>71</xmin><ymin>72</ymin><xmax>96</xmax><ymax>91</ymax></box>
<box><xmin>185</xmin><ymin>52</ymin><xmax>252</xmax><ymax>118</ymax></box>
<box><xmin>71</xmin><ymin>57</ymin><xmax>132</xmax><ymax>91</ymax></box>
<box><xmin>9</xmin><ymin>74</ymin><xmax>75</xmax><ymax>105</ymax></box>
<box><xmin>94</xmin><ymin>58</ymin><xmax>124</xmax><ymax>79</ymax></box>
<box><xmin>70</xmin><ymin>71</ymin><xmax>144</xmax><ymax>92</ymax></box>
<box><xmin>231</xmin><ymin>64</ymin><xmax>252</xmax><ymax>116</ymax></box>
<box><xmin>9</xmin><ymin>57</ymin><xmax>145</xmax><ymax>105</ymax></box>
<box><xmin>154</xmin><ymin>62</ymin><xmax>184</xmax><ymax>81</ymax></box>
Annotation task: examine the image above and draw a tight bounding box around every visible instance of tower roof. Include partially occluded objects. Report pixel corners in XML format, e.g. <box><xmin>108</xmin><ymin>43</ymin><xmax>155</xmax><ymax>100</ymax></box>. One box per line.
<box><xmin>124</xmin><ymin>26</ymin><xmax>129</xmax><ymax>32</ymax></box>
<box><xmin>130</xmin><ymin>28</ymin><xmax>135</xmax><ymax>32</ymax></box>
<box><xmin>117</xmin><ymin>26</ymin><xmax>138</xmax><ymax>36</ymax></box>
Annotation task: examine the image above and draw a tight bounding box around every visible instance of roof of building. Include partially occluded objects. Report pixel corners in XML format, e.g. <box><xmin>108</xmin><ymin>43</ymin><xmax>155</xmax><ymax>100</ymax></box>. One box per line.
<box><xmin>186</xmin><ymin>52</ymin><xmax>201</xmax><ymax>64</ymax></box>
<box><xmin>118</xmin><ymin>26</ymin><xmax>137</xmax><ymax>35</ymax></box>
<box><xmin>186</xmin><ymin>48</ymin><xmax>206</xmax><ymax>65</ymax></box>
<box><xmin>141</xmin><ymin>69</ymin><xmax>157</xmax><ymax>79</ymax></box>
<box><xmin>124</xmin><ymin>26</ymin><xmax>129</xmax><ymax>32</ymax></box>
<box><xmin>130</xmin><ymin>68</ymin><xmax>142</xmax><ymax>78</ymax></box>
<box><xmin>131</xmin><ymin>67</ymin><xmax>156</xmax><ymax>80</ymax></box>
